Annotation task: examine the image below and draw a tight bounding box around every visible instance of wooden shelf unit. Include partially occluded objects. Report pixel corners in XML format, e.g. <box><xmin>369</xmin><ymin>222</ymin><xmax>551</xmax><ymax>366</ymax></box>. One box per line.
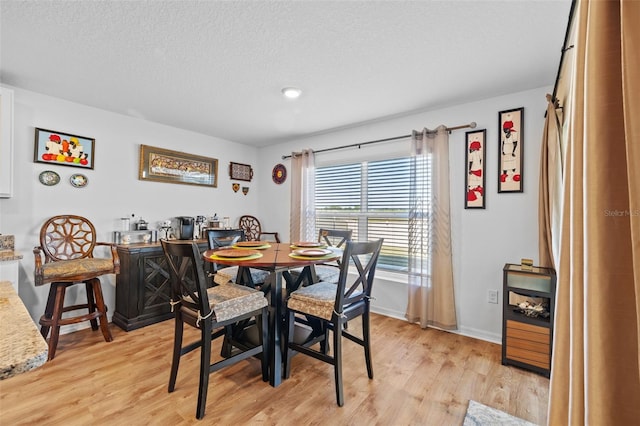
<box><xmin>501</xmin><ymin>263</ymin><xmax>556</xmax><ymax>377</ymax></box>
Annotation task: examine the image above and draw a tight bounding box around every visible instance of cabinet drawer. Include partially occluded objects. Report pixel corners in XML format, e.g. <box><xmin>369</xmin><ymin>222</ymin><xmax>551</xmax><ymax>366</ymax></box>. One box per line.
<box><xmin>506</xmin><ymin>335</ymin><xmax>550</xmax><ymax>354</ymax></box>
<box><xmin>506</xmin><ymin>320</ymin><xmax>550</xmax><ymax>335</ymax></box>
<box><xmin>505</xmin><ymin>347</ymin><xmax>550</xmax><ymax>369</ymax></box>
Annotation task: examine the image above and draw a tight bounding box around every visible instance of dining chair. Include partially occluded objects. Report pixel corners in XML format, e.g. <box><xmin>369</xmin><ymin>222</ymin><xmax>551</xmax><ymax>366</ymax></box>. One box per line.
<box><xmin>239</xmin><ymin>215</ymin><xmax>280</xmax><ymax>243</ymax></box>
<box><xmin>33</xmin><ymin>214</ymin><xmax>120</xmax><ymax>360</ymax></box>
<box><xmin>161</xmin><ymin>239</ymin><xmax>269</xmax><ymax>420</ymax></box>
<box><xmin>205</xmin><ymin>228</ymin><xmax>270</xmax><ymax>288</ymax></box>
<box><xmin>283</xmin><ymin>238</ymin><xmax>383</xmax><ymax>406</ymax></box>
<box><xmin>290</xmin><ymin>228</ymin><xmax>353</xmax><ymax>287</ymax></box>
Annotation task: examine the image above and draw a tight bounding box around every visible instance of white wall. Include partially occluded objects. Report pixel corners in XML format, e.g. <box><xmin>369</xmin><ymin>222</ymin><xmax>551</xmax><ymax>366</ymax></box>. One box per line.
<box><xmin>0</xmin><ymin>84</ymin><xmax>549</xmax><ymax>343</ymax></box>
<box><xmin>257</xmin><ymin>86</ymin><xmax>550</xmax><ymax>343</ymax></box>
<box><xmin>0</xmin><ymin>85</ymin><xmax>260</xmax><ymax>328</ymax></box>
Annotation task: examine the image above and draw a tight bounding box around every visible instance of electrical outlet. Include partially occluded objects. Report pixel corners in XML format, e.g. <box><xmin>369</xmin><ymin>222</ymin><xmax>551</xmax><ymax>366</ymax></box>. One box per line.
<box><xmin>487</xmin><ymin>289</ymin><xmax>499</xmax><ymax>304</ymax></box>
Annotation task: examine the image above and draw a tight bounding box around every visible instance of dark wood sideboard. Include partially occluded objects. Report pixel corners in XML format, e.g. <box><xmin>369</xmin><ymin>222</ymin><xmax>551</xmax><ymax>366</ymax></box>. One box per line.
<box><xmin>112</xmin><ymin>240</ymin><xmax>210</xmax><ymax>331</ymax></box>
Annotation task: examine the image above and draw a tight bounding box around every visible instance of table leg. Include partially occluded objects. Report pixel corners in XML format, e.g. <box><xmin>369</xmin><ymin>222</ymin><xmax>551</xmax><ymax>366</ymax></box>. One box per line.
<box><xmin>269</xmin><ymin>271</ymin><xmax>283</xmax><ymax>386</ymax></box>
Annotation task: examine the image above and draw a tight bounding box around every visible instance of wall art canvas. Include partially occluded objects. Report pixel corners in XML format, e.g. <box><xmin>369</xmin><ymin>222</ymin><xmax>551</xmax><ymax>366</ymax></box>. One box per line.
<box><xmin>34</xmin><ymin>128</ymin><xmax>95</xmax><ymax>169</ymax></box>
<box><xmin>139</xmin><ymin>144</ymin><xmax>218</xmax><ymax>187</ymax></box>
<box><xmin>465</xmin><ymin>129</ymin><xmax>486</xmax><ymax>209</ymax></box>
<box><xmin>498</xmin><ymin>107</ymin><xmax>524</xmax><ymax>192</ymax></box>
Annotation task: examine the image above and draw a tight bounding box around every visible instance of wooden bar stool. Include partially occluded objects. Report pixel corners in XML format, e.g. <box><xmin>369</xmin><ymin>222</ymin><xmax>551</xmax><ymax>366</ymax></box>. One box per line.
<box><xmin>33</xmin><ymin>215</ymin><xmax>120</xmax><ymax>360</ymax></box>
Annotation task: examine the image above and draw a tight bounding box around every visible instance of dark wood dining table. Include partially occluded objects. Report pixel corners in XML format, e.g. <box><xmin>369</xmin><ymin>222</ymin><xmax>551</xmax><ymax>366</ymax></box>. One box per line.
<box><xmin>202</xmin><ymin>242</ymin><xmax>340</xmax><ymax>387</ymax></box>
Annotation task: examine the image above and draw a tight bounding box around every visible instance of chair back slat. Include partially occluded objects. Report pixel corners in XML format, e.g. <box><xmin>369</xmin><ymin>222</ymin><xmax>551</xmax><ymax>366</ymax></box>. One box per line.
<box><xmin>334</xmin><ymin>239</ymin><xmax>383</xmax><ymax>312</ymax></box>
<box><xmin>206</xmin><ymin>229</ymin><xmax>245</xmax><ymax>249</ymax></box>
<box><xmin>40</xmin><ymin>215</ymin><xmax>97</xmax><ymax>261</ymax></box>
<box><xmin>161</xmin><ymin>240</ymin><xmax>210</xmax><ymax>317</ymax></box>
<box><xmin>319</xmin><ymin>228</ymin><xmax>352</xmax><ymax>249</ymax></box>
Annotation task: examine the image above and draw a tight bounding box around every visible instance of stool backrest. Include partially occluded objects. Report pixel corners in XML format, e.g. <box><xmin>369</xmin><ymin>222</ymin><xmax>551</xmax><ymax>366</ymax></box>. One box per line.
<box><xmin>39</xmin><ymin>215</ymin><xmax>97</xmax><ymax>262</ymax></box>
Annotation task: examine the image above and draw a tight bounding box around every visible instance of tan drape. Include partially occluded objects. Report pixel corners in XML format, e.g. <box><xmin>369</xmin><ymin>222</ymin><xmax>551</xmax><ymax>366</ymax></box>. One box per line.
<box><xmin>538</xmin><ymin>96</ymin><xmax>564</xmax><ymax>269</ymax></box>
<box><xmin>289</xmin><ymin>149</ymin><xmax>316</xmax><ymax>243</ymax></box>
<box><xmin>548</xmin><ymin>1</ymin><xmax>640</xmax><ymax>424</ymax></box>
<box><xmin>405</xmin><ymin>127</ymin><xmax>457</xmax><ymax>330</ymax></box>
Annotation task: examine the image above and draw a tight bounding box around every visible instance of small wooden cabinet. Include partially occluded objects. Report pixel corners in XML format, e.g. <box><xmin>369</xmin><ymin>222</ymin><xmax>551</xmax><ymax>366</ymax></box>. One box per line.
<box><xmin>502</xmin><ymin>263</ymin><xmax>556</xmax><ymax>377</ymax></box>
<box><xmin>112</xmin><ymin>240</ymin><xmax>210</xmax><ymax>331</ymax></box>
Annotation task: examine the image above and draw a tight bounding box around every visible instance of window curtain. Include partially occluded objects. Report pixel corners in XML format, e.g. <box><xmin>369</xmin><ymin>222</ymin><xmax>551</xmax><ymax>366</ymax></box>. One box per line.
<box><xmin>405</xmin><ymin>127</ymin><xmax>457</xmax><ymax>330</ymax></box>
<box><xmin>289</xmin><ymin>149</ymin><xmax>316</xmax><ymax>242</ymax></box>
<box><xmin>538</xmin><ymin>95</ymin><xmax>564</xmax><ymax>269</ymax></box>
<box><xmin>548</xmin><ymin>1</ymin><xmax>640</xmax><ymax>424</ymax></box>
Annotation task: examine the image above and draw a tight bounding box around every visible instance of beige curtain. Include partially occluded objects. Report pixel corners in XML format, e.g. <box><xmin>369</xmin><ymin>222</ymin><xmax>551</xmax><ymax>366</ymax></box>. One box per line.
<box><xmin>405</xmin><ymin>127</ymin><xmax>457</xmax><ymax>330</ymax></box>
<box><xmin>538</xmin><ymin>95</ymin><xmax>564</xmax><ymax>269</ymax></box>
<box><xmin>548</xmin><ymin>1</ymin><xmax>640</xmax><ymax>424</ymax></box>
<box><xmin>289</xmin><ymin>149</ymin><xmax>316</xmax><ymax>242</ymax></box>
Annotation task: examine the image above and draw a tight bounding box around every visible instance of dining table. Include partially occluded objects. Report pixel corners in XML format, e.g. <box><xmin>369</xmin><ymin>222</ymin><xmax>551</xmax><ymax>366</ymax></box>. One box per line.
<box><xmin>202</xmin><ymin>241</ymin><xmax>340</xmax><ymax>387</ymax></box>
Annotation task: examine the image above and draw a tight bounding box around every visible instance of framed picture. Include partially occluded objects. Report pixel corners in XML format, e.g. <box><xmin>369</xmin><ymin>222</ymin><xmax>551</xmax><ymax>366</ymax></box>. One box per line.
<box><xmin>34</xmin><ymin>128</ymin><xmax>95</xmax><ymax>169</ymax></box>
<box><xmin>498</xmin><ymin>107</ymin><xmax>524</xmax><ymax>193</ymax></box>
<box><xmin>229</xmin><ymin>162</ymin><xmax>253</xmax><ymax>181</ymax></box>
<box><xmin>465</xmin><ymin>129</ymin><xmax>486</xmax><ymax>209</ymax></box>
<box><xmin>138</xmin><ymin>144</ymin><xmax>218</xmax><ymax>187</ymax></box>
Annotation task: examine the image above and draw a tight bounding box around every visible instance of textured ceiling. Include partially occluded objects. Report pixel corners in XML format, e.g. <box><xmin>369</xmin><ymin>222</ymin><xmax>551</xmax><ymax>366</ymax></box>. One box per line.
<box><xmin>0</xmin><ymin>0</ymin><xmax>571</xmax><ymax>147</ymax></box>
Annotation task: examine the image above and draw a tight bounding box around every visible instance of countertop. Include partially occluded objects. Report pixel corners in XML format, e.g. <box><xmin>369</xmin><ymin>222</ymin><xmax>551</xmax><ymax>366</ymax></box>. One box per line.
<box><xmin>0</xmin><ymin>280</ymin><xmax>48</xmax><ymax>380</ymax></box>
<box><xmin>0</xmin><ymin>250</ymin><xmax>23</xmax><ymax>262</ymax></box>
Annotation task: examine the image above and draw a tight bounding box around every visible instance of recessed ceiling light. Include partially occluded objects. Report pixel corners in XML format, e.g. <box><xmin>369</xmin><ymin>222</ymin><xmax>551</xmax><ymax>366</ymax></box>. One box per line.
<box><xmin>281</xmin><ymin>87</ymin><xmax>302</xmax><ymax>99</ymax></box>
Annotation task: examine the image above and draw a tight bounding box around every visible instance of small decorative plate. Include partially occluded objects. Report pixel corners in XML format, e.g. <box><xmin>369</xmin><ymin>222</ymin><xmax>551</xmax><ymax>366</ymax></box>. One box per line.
<box><xmin>293</xmin><ymin>248</ymin><xmax>333</xmax><ymax>257</ymax></box>
<box><xmin>235</xmin><ymin>241</ymin><xmax>269</xmax><ymax>248</ymax></box>
<box><xmin>272</xmin><ymin>163</ymin><xmax>287</xmax><ymax>184</ymax></box>
<box><xmin>214</xmin><ymin>248</ymin><xmax>259</xmax><ymax>258</ymax></box>
<box><xmin>39</xmin><ymin>170</ymin><xmax>60</xmax><ymax>186</ymax></box>
<box><xmin>70</xmin><ymin>173</ymin><xmax>88</xmax><ymax>188</ymax></box>
<box><xmin>292</xmin><ymin>241</ymin><xmax>324</xmax><ymax>248</ymax></box>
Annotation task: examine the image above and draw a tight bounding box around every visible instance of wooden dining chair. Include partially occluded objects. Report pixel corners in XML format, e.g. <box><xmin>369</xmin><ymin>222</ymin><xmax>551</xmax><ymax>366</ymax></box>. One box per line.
<box><xmin>238</xmin><ymin>215</ymin><xmax>280</xmax><ymax>243</ymax></box>
<box><xmin>290</xmin><ymin>228</ymin><xmax>353</xmax><ymax>287</ymax></box>
<box><xmin>161</xmin><ymin>239</ymin><xmax>269</xmax><ymax>420</ymax></box>
<box><xmin>33</xmin><ymin>215</ymin><xmax>120</xmax><ymax>360</ymax></box>
<box><xmin>283</xmin><ymin>238</ymin><xmax>383</xmax><ymax>406</ymax></box>
<box><xmin>205</xmin><ymin>228</ymin><xmax>270</xmax><ymax>288</ymax></box>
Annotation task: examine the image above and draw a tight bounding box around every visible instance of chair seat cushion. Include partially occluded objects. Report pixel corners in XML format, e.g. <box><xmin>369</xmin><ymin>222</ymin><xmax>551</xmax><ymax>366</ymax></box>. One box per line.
<box><xmin>213</xmin><ymin>266</ymin><xmax>270</xmax><ymax>286</ymax></box>
<box><xmin>287</xmin><ymin>281</ymin><xmax>338</xmax><ymax>320</ymax></box>
<box><xmin>40</xmin><ymin>258</ymin><xmax>115</xmax><ymax>285</ymax></box>
<box><xmin>183</xmin><ymin>283</ymin><xmax>267</xmax><ymax>323</ymax></box>
<box><xmin>289</xmin><ymin>265</ymin><xmax>340</xmax><ymax>284</ymax></box>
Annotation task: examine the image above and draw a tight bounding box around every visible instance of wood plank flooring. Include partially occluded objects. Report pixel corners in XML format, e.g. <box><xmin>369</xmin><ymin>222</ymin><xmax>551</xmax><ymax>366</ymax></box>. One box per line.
<box><xmin>0</xmin><ymin>314</ymin><xmax>549</xmax><ymax>425</ymax></box>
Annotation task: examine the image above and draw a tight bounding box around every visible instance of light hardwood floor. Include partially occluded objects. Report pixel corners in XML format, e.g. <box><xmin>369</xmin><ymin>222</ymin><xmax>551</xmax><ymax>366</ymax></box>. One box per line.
<box><xmin>0</xmin><ymin>314</ymin><xmax>548</xmax><ymax>425</ymax></box>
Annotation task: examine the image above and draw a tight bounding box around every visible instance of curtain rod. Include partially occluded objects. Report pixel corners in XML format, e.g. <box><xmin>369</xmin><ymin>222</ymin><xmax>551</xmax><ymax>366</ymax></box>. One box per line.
<box><xmin>550</xmin><ymin>0</ymin><xmax>577</xmax><ymax>107</ymax></box>
<box><xmin>281</xmin><ymin>121</ymin><xmax>477</xmax><ymax>160</ymax></box>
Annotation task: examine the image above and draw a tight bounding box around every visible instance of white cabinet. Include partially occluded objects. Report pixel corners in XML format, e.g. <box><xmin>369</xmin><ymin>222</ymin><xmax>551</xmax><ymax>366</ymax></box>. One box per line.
<box><xmin>0</xmin><ymin>87</ymin><xmax>14</xmax><ymax>198</ymax></box>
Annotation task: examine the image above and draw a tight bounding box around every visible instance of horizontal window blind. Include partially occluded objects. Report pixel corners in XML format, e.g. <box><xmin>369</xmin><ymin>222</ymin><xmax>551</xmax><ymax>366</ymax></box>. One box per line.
<box><xmin>316</xmin><ymin>157</ymin><xmax>420</xmax><ymax>272</ymax></box>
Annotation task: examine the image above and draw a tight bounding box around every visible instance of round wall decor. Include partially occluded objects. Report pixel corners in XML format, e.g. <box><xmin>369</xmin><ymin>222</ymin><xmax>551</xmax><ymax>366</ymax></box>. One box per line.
<box><xmin>70</xmin><ymin>173</ymin><xmax>88</xmax><ymax>188</ymax></box>
<box><xmin>39</xmin><ymin>170</ymin><xmax>60</xmax><ymax>186</ymax></box>
<box><xmin>272</xmin><ymin>163</ymin><xmax>287</xmax><ymax>184</ymax></box>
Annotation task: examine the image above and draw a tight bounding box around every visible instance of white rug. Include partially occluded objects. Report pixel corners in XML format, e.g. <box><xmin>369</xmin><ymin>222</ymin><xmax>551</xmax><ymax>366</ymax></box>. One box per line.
<box><xmin>463</xmin><ymin>400</ymin><xmax>537</xmax><ymax>426</ymax></box>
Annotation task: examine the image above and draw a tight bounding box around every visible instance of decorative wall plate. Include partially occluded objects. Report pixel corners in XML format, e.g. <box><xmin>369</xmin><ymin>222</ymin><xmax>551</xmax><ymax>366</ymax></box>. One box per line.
<box><xmin>70</xmin><ymin>173</ymin><xmax>88</xmax><ymax>188</ymax></box>
<box><xmin>39</xmin><ymin>170</ymin><xmax>61</xmax><ymax>186</ymax></box>
<box><xmin>272</xmin><ymin>163</ymin><xmax>287</xmax><ymax>184</ymax></box>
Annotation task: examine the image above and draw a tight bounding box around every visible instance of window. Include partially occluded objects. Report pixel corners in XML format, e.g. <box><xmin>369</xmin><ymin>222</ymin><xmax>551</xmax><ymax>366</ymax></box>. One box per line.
<box><xmin>315</xmin><ymin>156</ymin><xmax>430</xmax><ymax>272</ymax></box>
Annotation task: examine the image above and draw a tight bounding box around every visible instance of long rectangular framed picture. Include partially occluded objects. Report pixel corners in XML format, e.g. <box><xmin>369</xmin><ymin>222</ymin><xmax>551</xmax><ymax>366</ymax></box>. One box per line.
<box><xmin>139</xmin><ymin>144</ymin><xmax>218</xmax><ymax>187</ymax></box>
<box><xmin>498</xmin><ymin>107</ymin><xmax>524</xmax><ymax>192</ymax></box>
<box><xmin>34</xmin><ymin>128</ymin><xmax>95</xmax><ymax>169</ymax></box>
<box><xmin>465</xmin><ymin>129</ymin><xmax>486</xmax><ymax>209</ymax></box>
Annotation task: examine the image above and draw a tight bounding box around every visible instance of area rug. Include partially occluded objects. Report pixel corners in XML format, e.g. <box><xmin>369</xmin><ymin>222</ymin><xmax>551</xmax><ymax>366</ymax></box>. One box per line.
<box><xmin>463</xmin><ymin>400</ymin><xmax>537</xmax><ymax>426</ymax></box>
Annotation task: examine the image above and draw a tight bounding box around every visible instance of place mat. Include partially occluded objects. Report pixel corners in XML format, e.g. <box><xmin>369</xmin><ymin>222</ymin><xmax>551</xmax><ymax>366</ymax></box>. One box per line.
<box><xmin>233</xmin><ymin>242</ymin><xmax>271</xmax><ymax>249</ymax></box>
<box><xmin>292</xmin><ymin>248</ymin><xmax>333</xmax><ymax>257</ymax></box>
<box><xmin>288</xmin><ymin>253</ymin><xmax>337</xmax><ymax>261</ymax></box>
<box><xmin>212</xmin><ymin>248</ymin><xmax>260</xmax><ymax>258</ymax></box>
<box><xmin>209</xmin><ymin>252</ymin><xmax>263</xmax><ymax>261</ymax></box>
<box><xmin>291</xmin><ymin>242</ymin><xmax>327</xmax><ymax>249</ymax></box>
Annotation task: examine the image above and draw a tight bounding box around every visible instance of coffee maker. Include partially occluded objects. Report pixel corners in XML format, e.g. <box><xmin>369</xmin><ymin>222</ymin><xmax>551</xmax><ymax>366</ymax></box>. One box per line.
<box><xmin>176</xmin><ymin>216</ymin><xmax>195</xmax><ymax>240</ymax></box>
